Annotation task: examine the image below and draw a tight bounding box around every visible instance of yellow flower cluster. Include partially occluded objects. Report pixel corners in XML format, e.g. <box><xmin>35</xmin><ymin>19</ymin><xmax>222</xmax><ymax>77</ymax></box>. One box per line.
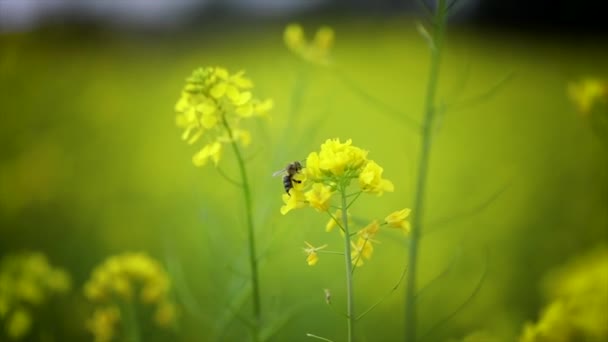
<box><xmin>519</xmin><ymin>246</ymin><xmax>608</xmax><ymax>342</ymax></box>
<box><xmin>0</xmin><ymin>252</ymin><xmax>71</xmax><ymax>340</ymax></box>
<box><xmin>284</xmin><ymin>23</ymin><xmax>334</xmax><ymax>66</ymax></box>
<box><xmin>175</xmin><ymin>67</ymin><xmax>273</xmax><ymax>167</ymax></box>
<box><xmin>84</xmin><ymin>252</ymin><xmax>177</xmax><ymax>342</ymax></box>
<box><xmin>281</xmin><ymin>138</ymin><xmax>394</xmax><ymax>215</ymax></box>
<box><xmin>282</xmin><ymin>138</ymin><xmax>410</xmax><ymax>267</ymax></box>
<box><xmin>568</xmin><ymin>78</ymin><xmax>607</xmax><ymax>115</ymax></box>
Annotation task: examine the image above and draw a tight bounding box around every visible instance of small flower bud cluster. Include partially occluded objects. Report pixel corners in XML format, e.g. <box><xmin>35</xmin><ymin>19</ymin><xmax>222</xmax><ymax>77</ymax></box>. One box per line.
<box><xmin>175</xmin><ymin>67</ymin><xmax>273</xmax><ymax>167</ymax></box>
<box><xmin>284</xmin><ymin>23</ymin><xmax>335</xmax><ymax>66</ymax></box>
<box><xmin>83</xmin><ymin>252</ymin><xmax>177</xmax><ymax>342</ymax></box>
<box><xmin>0</xmin><ymin>252</ymin><xmax>71</xmax><ymax>340</ymax></box>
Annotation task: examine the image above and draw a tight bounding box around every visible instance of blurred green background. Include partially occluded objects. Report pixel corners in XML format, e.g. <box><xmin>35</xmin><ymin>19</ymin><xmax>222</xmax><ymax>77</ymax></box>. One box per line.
<box><xmin>1</xmin><ymin>11</ymin><xmax>607</xmax><ymax>342</ymax></box>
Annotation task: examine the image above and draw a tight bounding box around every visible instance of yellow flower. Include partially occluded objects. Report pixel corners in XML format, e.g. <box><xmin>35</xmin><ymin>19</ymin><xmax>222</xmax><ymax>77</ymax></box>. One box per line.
<box><xmin>318</xmin><ymin>138</ymin><xmax>368</xmax><ymax>176</ymax></box>
<box><xmin>305</xmin><ymin>183</ymin><xmax>333</xmax><ymax>212</ymax></box>
<box><xmin>385</xmin><ymin>208</ymin><xmax>412</xmax><ymax>233</ymax></box>
<box><xmin>359</xmin><ymin>160</ymin><xmax>394</xmax><ymax>195</ymax></box>
<box><xmin>84</xmin><ymin>252</ymin><xmax>178</xmax><ymax>339</ymax></box>
<box><xmin>351</xmin><ymin>238</ymin><xmax>373</xmax><ymax>267</ymax></box>
<box><xmin>192</xmin><ymin>141</ymin><xmax>222</xmax><ymax>167</ymax></box>
<box><xmin>154</xmin><ymin>301</ymin><xmax>177</xmax><ymax>328</ymax></box>
<box><xmin>358</xmin><ymin>220</ymin><xmax>380</xmax><ymax>240</ymax></box>
<box><xmin>175</xmin><ymin>67</ymin><xmax>272</xmax><ymax>168</ymax></box>
<box><xmin>6</xmin><ymin>308</ymin><xmax>31</xmax><ymax>339</ymax></box>
<box><xmin>86</xmin><ymin>306</ymin><xmax>120</xmax><ymax>342</ymax></box>
<box><xmin>568</xmin><ymin>78</ymin><xmax>607</xmax><ymax>115</ymax></box>
<box><xmin>280</xmin><ymin>186</ymin><xmax>306</xmax><ymax>215</ymax></box>
<box><xmin>326</xmin><ymin>209</ymin><xmax>351</xmax><ymax>233</ymax></box>
<box><xmin>304</xmin><ymin>242</ymin><xmax>327</xmax><ymax>266</ymax></box>
<box><xmin>284</xmin><ymin>23</ymin><xmax>335</xmax><ymax>66</ymax></box>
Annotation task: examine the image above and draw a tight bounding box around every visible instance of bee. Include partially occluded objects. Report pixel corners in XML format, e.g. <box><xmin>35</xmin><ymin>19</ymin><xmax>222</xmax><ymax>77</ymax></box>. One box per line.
<box><xmin>272</xmin><ymin>161</ymin><xmax>303</xmax><ymax>194</ymax></box>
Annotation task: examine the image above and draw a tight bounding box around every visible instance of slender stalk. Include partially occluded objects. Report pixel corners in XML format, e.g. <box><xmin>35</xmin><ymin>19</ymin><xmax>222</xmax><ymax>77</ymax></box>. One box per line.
<box><xmin>221</xmin><ymin>114</ymin><xmax>261</xmax><ymax>341</ymax></box>
<box><xmin>341</xmin><ymin>188</ymin><xmax>355</xmax><ymax>342</ymax></box>
<box><xmin>123</xmin><ymin>301</ymin><xmax>141</xmax><ymax>342</ymax></box>
<box><xmin>404</xmin><ymin>1</ymin><xmax>448</xmax><ymax>342</ymax></box>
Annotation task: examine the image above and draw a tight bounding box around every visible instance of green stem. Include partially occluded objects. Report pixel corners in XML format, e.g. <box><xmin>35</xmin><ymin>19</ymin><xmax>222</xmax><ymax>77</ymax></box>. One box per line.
<box><xmin>340</xmin><ymin>189</ymin><xmax>355</xmax><ymax>342</ymax></box>
<box><xmin>221</xmin><ymin>114</ymin><xmax>261</xmax><ymax>341</ymax></box>
<box><xmin>124</xmin><ymin>301</ymin><xmax>141</xmax><ymax>342</ymax></box>
<box><xmin>404</xmin><ymin>2</ymin><xmax>447</xmax><ymax>342</ymax></box>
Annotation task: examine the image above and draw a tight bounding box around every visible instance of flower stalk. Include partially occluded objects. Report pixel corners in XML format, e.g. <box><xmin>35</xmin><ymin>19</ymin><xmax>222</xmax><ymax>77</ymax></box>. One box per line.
<box><xmin>220</xmin><ymin>113</ymin><xmax>262</xmax><ymax>340</ymax></box>
<box><xmin>404</xmin><ymin>1</ymin><xmax>448</xmax><ymax>341</ymax></box>
<box><xmin>340</xmin><ymin>187</ymin><xmax>355</xmax><ymax>342</ymax></box>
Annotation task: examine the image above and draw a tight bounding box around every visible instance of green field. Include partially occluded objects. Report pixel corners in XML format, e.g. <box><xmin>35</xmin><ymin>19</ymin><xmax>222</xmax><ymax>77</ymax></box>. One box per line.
<box><xmin>1</xmin><ymin>16</ymin><xmax>607</xmax><ymax>342</ymax></box>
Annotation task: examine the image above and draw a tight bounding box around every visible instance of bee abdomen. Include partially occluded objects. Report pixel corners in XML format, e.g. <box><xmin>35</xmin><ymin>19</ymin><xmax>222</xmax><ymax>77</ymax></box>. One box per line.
<box><xmin>283</xmin><ymin>175</ymin><xmax>293</xmax><ymax>194</ymax></box>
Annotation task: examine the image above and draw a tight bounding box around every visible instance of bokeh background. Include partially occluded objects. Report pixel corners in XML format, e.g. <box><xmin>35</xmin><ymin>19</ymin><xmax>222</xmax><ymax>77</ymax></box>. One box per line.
<box><xmin>1</xmin><ymin>0</ymin><xmax>607</xmax><ymax>341</ymax></box>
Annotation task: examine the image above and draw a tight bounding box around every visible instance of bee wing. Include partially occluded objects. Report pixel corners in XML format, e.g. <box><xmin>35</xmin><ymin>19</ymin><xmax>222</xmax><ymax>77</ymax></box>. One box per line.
<box><xmin>272</xmin><ymin>169</ymin><xmax>287</xmax><ymax>177</ymax></box>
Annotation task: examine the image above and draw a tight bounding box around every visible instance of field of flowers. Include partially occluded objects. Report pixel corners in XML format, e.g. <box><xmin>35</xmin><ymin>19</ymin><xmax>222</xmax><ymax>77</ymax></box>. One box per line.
<box><xmin>1</xmin><ymin>6</ymin><xmax>607</xmax><ymax>341</ymax></box>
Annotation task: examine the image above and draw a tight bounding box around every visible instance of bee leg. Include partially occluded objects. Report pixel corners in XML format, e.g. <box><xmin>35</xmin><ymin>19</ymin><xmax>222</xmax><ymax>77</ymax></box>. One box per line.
<box><xmin>293</xmin><ymin>179</ymin><xmax>302</xmax><ymax>184</ymax></box>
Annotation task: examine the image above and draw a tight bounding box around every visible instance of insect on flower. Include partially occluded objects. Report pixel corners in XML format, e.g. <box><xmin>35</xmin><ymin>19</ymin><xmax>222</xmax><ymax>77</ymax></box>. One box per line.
<box><xmin>272</xmin><ymin>161</ymin><xmax>303</xmax><ymax>194</ymax></box>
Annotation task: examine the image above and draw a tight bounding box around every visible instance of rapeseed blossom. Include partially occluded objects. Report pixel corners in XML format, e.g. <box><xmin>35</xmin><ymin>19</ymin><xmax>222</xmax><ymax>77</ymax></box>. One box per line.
<box><xmin>175</xmin><ymin>67</ymin><xmax>273</xmax><ymax>167</ymax></box>
<box><xmin>568</xmin><ymin>78</ymin><xmax>607</xmax><ymax>115</ymax></box>
<box><xmin>280</xmin><ymin>138</ymin><xmax>410</xmax><ymax>266</ymax></box>
<box><xmin>84</xmin><ymin>252</ymin><xmax>178</xmax><ymax>341</ymax></box>
<box><xmin>0</xmin><ymin>252</ymin><xmax>71</xmax><ymax>340</ymax></box>
<box><xmin>284</xmin><ymin>23</ymin><xmax>335</xmax><ymax>66</ymax></box>
<box><xmin>519</xmin><ymin>246</ymin><xmax>608</xmax><ymax>342</ymax></box>
<box><xmin>281</xmin><ymin>138</ymin><xmax>393</xmax><ymax>216</ymax></box>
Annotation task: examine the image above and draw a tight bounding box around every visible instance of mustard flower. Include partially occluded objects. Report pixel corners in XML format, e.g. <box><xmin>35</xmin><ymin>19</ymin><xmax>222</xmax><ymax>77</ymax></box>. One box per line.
<box><xmin>305</xmin><ymin>183</ymin><xmax>334</xmax><ymax>212</ymax></box>
<box><xmin>351</xmin><ymin>238</ymin><xmax>373</xmax><ymax>267</ymax></box>
<box><xmin>86</xmin><ymin>306</ymin><xmax>121</xmax><ymax>342</ymax></box>
<box><xmin>326</xmin><ymin>209</ymin><xmax>351</xmax><ymax>232</ymax></box>
<box><xmin>175</xmin><ymin>67</ymin><xmax>273</xmax><ymax>167</ymax></box>
<box><xmin>304</xmin><ymin>242</ymin><xmax>328</xmax><ymax>266</ymax></box>
<box><xmin>0</xmin><ymin>252</ymin><xmax>71</xmax><ymax>340</ymax></box>
<box><xmin>359</xmin><ymin>161</ymin><xmax>394</xmax><ymax>195</ymax></box>
<box><xmin>518</xmin><ymin>246</ymin><xmax>608</xmax><ymax>341</ymax></box>
<box><xmin>568</xmin><ymin>78</ymin><xmax>607</xmax><ymax>115</ymax></box>
<box><xmin>84</xmin><ymin>252</ymin><xmax>178</xmax><ymax>341</ymax></box>
<box><xmin>385</xmin><ymin>208</ymin><xmax>412</xmax><ymax>234</ymax></box>
<box><xmin>281</xmin><ymin>138</ymin><xmax>393</xmax><ymax>215</ymax></box>
<box><xmin>284</xmin><ymin>23</ymin><xmax>335</xmax><ymax>66</ymax></box>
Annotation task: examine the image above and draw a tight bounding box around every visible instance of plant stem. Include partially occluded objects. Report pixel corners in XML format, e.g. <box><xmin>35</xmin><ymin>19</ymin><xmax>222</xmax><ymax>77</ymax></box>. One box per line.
<box><xmin>124</xmin><ymin>301</ymin><xmax>141</xmax><ymax>342</ymax></box>
<box><xmin>404</xmin><ymin>1</ymin><xmax>447</xmax><ymax>342</ymax></box>
<box><xmin>341</xmin><ymin>188</ymin><xmax>355</xmax><ymax>342</ymax></box>
<box><xmin>221</xmin><ymin>115</ymin><xmax>261</xmax><ymax>341</ymax></box>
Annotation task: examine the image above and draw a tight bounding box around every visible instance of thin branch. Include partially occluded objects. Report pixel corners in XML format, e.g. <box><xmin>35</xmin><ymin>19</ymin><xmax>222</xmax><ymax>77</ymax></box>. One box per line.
<box><xmin>216</xmin><ymin>166</ymin><xmax>242</xmax><ymax>187</ymax></box>
<box><xmin>415</xmin><ymin>245</ymin><xmax>462</xmax><ymax>299</ymax></box>
<box><xmin>306</xmin><ymin>333</ymin><xmax>335</xmax><ymax>342</ymax></box>
<box><xmin>355</xmin><ymin>265</ymin><xmax>408</xmax><ymax>320</ymax></box>
<box><xmin>326</xmin><ymin>210</ymin><xmax>345</xmax><ymax>234</ymax></box>
<box><xmin>424</xmin><ymin>181</ymin><xmax>510</xmax><ymax>237</ymax></box>
<box><xmin>418</xmin><ymin>245</ymin><xmax>489</xmax><ymax>341</ymax></box>
<box><xmin>443</xmin><ymin>71</ymin><xmax>515</xmax><ymax>113</ymax></box>
<box><xmin>415</xmin><ymin>0</ymin><xmax>434</xmax><ymax>17</ymax></box>
<box><xmin>346</xmin><ymin>191</ymin><xmax>363</xmax><ymax>210</ymax></box>
<box><xmin>333</xmin><ymin>67</ymin><xmax>420</xmax><ymax>131</ymax></box>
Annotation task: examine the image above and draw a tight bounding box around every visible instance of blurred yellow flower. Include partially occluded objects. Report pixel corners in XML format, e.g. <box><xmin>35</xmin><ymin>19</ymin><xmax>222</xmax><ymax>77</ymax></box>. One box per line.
<box><xmin>84</xmin><ymin>252</ymin><xmax>178</xmax><ymax>341</ymax></box>
<box><xmin>518</xmin><ymin>246</ymin><xmax>608</xmax><ymax>342</ymax></box>
<box><xmin>568</xmin><ymin>78</ymin><xmax>607</xmax><ymax>115</ymax></box>
<box><xmin>304</xmin><ymin>242</ymin><xmax>328</xmax><ymax>266</ymax></box>
<box><xmin>351</xmin><ymin>238</ymin><xmax>373</xmax><ymax>267</ymax></box>
<box><xmin>0</xmin><ymin>252</ymin><xmax>71</xmax><ymax>340</ymax></box>
<box><xmin>175</xmin><ymin>67</ymin><xmax>272</xmax><ymax>167</ymax></box>
<box><xmin>192</xmin><ymin>141</ymin><xmax>222</xmax><ymax>167</ymax></box>
<box><xmin>154</xmin><ymin>301</ymin><xmax>178</xmax><ymax>328</ymax></box>
<box><xmin>86</xmin><ymin>306</ymin><xmax>120</xmax><ymax>342</ymax></box>
<box><xmin>6</xmin><ymin>308</ymin><xmax>31</xmax><ymax>339</ymax></box>
<box><xmin>326</xmin><ymin>209</ymin><xmax>349</xmax><ymax>232</ymax></box>
<box><xmin>358</xmin><ymin>220</ymin><xmax>380</xmax><ymax>240</ymax></box>
<box><xmin>284</xmin><ymin>23</ymin><xmax>335</xmax><ymax>66</ymax></box>
<box><xmin>385</xmin><ymin>208</ymin><xmax>412</xmax><ymax>234</ymax></box>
